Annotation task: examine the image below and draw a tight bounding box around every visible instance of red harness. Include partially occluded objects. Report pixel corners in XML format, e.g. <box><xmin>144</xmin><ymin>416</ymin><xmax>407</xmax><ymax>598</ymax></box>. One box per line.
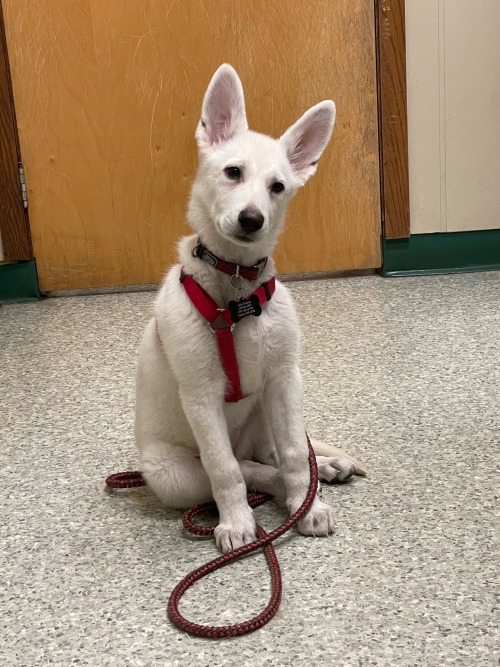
<box><xmin>180</xmin><ymin>267</ymin><xmax>276</xmax><ymax>402</ymax></box>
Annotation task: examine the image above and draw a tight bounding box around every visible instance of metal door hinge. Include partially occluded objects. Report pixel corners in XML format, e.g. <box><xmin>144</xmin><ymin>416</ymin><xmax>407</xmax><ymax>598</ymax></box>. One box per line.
<box><xmin>18</xmin><ymin>162</ymin><xmax>28</xmax><ymax>209</ymax></box>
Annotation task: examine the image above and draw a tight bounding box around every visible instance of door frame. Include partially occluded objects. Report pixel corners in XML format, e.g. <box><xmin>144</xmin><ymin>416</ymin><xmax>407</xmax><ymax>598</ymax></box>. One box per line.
<box><xmin>375</xmin><ymin>0</ymin><xmax>410</xmax><ymax>239</ymax></box>
<box><xmin>0</xmin><ymin>0</ymin><xmax>32</xmax><ymax>262</ymax></box>
<box><xmin>0</xmin><ymin>0</ymin><xmax>410</xmax><ymax>298</ymax></box>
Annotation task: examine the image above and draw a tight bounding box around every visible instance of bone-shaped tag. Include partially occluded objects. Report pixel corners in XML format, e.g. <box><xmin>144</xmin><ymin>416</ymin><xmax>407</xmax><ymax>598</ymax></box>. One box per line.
<box><xmin>228</xmin><ymin>295</ymin><xmax>262</xmax><ymax>323</ymax></box>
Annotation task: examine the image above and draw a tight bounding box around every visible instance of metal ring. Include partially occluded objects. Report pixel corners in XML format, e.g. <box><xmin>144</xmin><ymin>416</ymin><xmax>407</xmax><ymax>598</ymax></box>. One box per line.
<box><xmin>236</xmin><ymin>286</ymin><xmax>247</xmax><ymax>299</ymax></box>
<box><xmin>230</xmin><ymin>274</ymin><xmax>245</xmax><ymax>290</ymax></box>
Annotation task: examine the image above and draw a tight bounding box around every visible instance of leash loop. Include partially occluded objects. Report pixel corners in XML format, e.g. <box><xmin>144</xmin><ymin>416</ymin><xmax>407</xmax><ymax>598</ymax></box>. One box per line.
<box><xmin>168</xmin><ymin>435</ymin><xmax>318</xmax><ymax>638</ymax></box>
<box><xmin>105</xmin><ymin>434</ymin><xmax>318</xmax><ymax>638</ymax></box>
<box><xmin>105</xmin><ymin>470</ymin><xmax>146</xmax><ymax>488</ymax></box>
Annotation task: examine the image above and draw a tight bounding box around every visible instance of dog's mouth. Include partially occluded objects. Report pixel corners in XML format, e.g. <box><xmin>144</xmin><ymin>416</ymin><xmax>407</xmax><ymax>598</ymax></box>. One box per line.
<box><xmin>233</xmin><ymin>234</ymin><xmax>256</xmax><ymax>244</ymax></box>
<box><xmin>215</xmin><ymin>221</ymin><xmax>261</xmax><ymax>246</ymax></box>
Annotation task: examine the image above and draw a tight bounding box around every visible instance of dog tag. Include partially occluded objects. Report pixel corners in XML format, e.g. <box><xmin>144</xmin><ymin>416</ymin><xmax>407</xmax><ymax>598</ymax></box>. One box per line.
<box><xmin>228</xmin><ymin>295</ymin><xmax>262</xmax><ymax>323</ymax></box>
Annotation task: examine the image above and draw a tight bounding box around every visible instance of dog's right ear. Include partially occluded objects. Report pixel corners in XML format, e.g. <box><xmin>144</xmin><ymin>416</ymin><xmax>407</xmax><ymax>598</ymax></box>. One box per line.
<box><xmin>195</xmin><ymin>64</ymin><xmax>248</xmax><ymax>152</ymax></box>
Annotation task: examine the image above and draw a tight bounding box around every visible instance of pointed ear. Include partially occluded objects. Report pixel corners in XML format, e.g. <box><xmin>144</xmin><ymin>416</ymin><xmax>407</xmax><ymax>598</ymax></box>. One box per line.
<box><xmin>280</xmin><ymin>101</ymin><xmax>336</xmax><ymax>185</ymax></box>
<box><xmin>195</xmin><ymin>64</ymin><xmax>248</xmax><ymax>150</ymax></box>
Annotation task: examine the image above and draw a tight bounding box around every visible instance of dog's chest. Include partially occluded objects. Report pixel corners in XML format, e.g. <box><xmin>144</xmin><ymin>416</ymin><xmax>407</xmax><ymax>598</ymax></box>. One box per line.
<box><xmin>231</xmin><ymin>303</ymin><xmax>294</xmax><ymax>395</ymax></box>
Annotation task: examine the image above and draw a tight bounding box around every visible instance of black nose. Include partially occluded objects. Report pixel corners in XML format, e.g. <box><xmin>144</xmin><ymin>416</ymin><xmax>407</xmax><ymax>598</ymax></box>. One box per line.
<box><xmin>238</xmin><ymin>208</ymin><xmax>264</xmax><ymax>235</ymax></box>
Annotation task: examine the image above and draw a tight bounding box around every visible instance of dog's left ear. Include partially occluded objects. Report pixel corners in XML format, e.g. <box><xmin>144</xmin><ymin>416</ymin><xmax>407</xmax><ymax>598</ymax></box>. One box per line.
<box><xmin>195</xmin><ymin>64</ymin><xmax>248</xmax><ymax>152</ymax></box>
<box><xmin>280</xmin><ymin>101</ymin><xmax>336</xmax><ymax>185</ymax></box>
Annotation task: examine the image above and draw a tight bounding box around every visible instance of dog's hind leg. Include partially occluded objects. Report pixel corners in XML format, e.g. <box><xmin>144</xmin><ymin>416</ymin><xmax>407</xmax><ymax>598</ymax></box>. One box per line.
<box><xmin>140</xmin><ymin>440</ymin><xmax>286</xmax><ymax>505</ymax></box>
<box><xmin>239</xmin><ymin>460</ymin><xmax>286</xmax><ymax>500</ymax></box>
<box><xmin>237</xmin><ymin>404</ymin><xmax>365</xmax><ymax>486</ymax></box>
<box><xmin>140</xmin><ymin>437</ymin><xmax>365</xmax><ymax>507</ymax></box>
<box><xmin>311</xmin><ymin>439</ymin><xmax>366</xmax><ymax>480</ymax></box>
<box><xmin>140</xmin><ymin>441</ymin><xmax>214</xmax><ymax>508</ymax></box>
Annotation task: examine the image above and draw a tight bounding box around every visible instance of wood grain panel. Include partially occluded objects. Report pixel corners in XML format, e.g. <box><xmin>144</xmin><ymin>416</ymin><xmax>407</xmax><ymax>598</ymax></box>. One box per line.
<box><xmin>0</xmin><ymin>1</ymin><xmax>31</xmax><ymax>261</ymax></box>
<box><xmin>376</xmin><ymin>0</ymin><xmax>410</xmax><ymax>238</ymax></box>
<box><xmin>3</xmin><ymin>0</ymin><xmax>381</xmax><ymax>290</ymax></box>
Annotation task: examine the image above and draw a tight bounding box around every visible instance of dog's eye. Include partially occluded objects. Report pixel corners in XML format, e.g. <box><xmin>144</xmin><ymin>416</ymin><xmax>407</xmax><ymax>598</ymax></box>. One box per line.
<box><xmin>271</xmin><ymin>181</ymin><xmax>285</xmax><ymax>194</ymax></box>
<box><xmin>225</xmin><ymin>166</ymin><xmax>241</xmax><ymax>180</ymax></box>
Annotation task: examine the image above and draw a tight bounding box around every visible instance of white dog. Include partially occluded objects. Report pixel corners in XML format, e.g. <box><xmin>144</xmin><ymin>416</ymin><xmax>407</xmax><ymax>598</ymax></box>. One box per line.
<box><xmin>135</xmin><ymin>64</ymin><xmax>364</xmax><ymax>554</ymax></box>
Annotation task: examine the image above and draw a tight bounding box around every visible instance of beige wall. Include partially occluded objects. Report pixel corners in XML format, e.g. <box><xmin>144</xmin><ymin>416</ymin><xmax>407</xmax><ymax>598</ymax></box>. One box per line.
<box><xmin>406</xmin><ymin>0</ymin><xmax>500</xmax><ymax>234</ymax></box>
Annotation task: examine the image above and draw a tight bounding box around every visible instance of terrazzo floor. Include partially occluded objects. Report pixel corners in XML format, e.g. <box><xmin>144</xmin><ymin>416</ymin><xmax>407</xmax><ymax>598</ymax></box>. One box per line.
<box><xmin>1</xmin><ymin>271</ymin><xmax>499</xmax><ymax>667</ymax></box>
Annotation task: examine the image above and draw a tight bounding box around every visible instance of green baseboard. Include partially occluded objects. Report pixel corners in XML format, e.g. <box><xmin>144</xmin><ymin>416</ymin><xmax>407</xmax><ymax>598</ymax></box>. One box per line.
<box><xmin>381</xmin><ymin>230</ymin><xmax>500</xmax><ymax>276</ymax></box>
<box><xmin>0</xmin><ymin>260</ymin><xmax>41</xmax><ymax>303</ymax></box>
<box><xmin>1</xmin><ymin>234</ymin><xmax>498</xmax><ymax>298</ymax></box>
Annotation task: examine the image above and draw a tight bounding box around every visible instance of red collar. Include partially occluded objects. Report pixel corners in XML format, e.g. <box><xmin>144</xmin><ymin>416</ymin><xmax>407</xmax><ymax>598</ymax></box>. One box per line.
<box><xmin>192</xmin><ymin>242</ymin><xmax>268</xmax><ymax>281</ymax></box>
<box><xmin>180</xmin><ymin>268</ymin><xmax>276</xmax><ymax>402</ymax></box>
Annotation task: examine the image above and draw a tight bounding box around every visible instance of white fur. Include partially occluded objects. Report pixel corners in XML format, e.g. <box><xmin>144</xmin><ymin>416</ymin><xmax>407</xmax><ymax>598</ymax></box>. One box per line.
<box><xmin>135</xmin><ymin>64</ymin><xmax>364</xmax><ymax>554</ymax></box>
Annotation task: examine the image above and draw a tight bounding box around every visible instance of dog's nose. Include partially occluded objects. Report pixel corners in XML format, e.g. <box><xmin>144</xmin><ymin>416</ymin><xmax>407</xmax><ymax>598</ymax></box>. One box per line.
<box><xmin>238</xmin><ymin>208</ymin><xmax>264</xmax><ymax>234</ymax></box>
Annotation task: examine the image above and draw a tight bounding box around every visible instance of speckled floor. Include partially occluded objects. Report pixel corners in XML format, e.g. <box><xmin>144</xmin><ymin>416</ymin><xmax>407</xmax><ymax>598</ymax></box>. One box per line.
<box><xmin>1</xmin><ymin>271</ymin><xmax>499</xmax><ymax>667</ymax></box>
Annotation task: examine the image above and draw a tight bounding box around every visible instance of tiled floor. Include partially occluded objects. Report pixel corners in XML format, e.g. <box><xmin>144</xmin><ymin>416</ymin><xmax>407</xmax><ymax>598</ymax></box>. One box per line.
<box><xmin>1</xmin><ymin>272</ymin><xmax>499</xmax><ymax>666</ymax></box>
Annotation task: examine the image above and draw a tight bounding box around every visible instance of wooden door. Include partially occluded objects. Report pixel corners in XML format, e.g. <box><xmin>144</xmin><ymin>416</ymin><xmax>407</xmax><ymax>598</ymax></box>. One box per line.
<box><xmin>2</xmin><ymin>0</ymin><xmax>381</xmax><ymax>291</ymax></box>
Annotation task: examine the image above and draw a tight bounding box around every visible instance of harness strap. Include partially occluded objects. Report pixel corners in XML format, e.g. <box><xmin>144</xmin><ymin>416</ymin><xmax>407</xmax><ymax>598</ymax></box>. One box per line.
<box><xmin>213</xmin><ymin>327</ymin><xmax>244</xmax><ymax>402</ymax></box>
<box><xmin>180</xmin><ymin>269</ymin><xmax>276</xmax><ymax>402</ymax></box>
<box><xmin>181</xmin><ymin>273</ymin><xmax>234</xmax><ymax>327</ymax></box>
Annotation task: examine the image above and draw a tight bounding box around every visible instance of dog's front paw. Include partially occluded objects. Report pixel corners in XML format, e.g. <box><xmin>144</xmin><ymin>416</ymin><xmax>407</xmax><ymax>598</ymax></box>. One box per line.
<box><xmin>297</xmin><ymin>498</ymin><xmax>335</xmax><ymax>537</ymax></box>
<box><xmin>214</xmin><ymin>513</ymin><xmax>258</xmax><ymax>553</ymax></box>
<box><xmin>316</xmin><ymin>455</ymin><xmax>356</xmax><ymax>483</ymax></box>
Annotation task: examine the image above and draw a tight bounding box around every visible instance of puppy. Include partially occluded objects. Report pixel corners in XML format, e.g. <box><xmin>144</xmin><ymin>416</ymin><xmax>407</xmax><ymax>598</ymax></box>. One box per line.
<box><xmin>135</xmin><ymin>64</ymin><xmax>364</xmax><ymax>553</ymax></box>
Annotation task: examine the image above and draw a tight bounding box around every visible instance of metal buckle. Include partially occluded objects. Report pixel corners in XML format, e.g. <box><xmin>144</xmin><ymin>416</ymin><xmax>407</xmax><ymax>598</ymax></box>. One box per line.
<box><xmin>255</xmin><ymin>257</ymin><xmax>268</xmax><ymax>276</ymax></box>
<box><xmin>193</xmin><ymin>243</ymin><xmax>218</xmax><ymax>268</ymax></box>
<box><xmin>209</xmin><ymin>308</ymin><xmax>236</xmax><ymax>334</ymax></box>
<box><xmin>209</xmin><ymin>322</ymin><xmax>236</xmax><ymax>334</ymax></box>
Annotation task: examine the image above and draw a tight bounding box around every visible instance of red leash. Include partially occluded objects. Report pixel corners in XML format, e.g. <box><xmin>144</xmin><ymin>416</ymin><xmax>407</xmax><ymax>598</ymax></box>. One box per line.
<box><xmin>105</xmin><ymin>434</ymin><xmax>318</xmax><ymax>638</ymax></box>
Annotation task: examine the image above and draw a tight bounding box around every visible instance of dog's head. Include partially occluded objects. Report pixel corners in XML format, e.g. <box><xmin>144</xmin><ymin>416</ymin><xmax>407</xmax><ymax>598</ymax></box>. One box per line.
<box><xmin>188</xmin><ymin>64</ymin><xmax>336</xmax><ymax>261</ymax></box>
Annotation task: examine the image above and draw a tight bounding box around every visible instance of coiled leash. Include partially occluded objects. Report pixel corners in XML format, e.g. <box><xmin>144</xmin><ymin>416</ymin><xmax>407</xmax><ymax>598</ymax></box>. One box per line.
<box><xmin>105</xmin><ymin>434</ymin><xmax>318</xmax><ymax>638</ymax></box>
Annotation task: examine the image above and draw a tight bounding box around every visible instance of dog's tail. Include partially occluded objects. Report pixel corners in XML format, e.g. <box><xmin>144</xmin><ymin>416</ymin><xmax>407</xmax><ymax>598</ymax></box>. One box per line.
<box><xmin>310</xmin><ymin>439</ymin><xmax>367</xmax><ymax>476</ymax></box>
